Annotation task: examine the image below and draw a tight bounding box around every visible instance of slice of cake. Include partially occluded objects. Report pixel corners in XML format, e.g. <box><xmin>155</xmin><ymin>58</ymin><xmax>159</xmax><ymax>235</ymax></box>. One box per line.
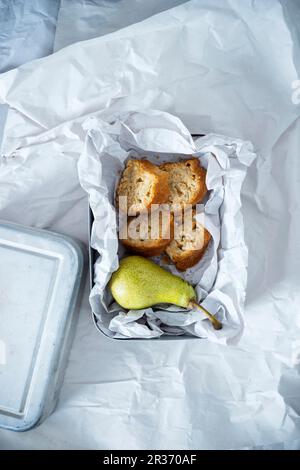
<box><xmin>166</xmin><ymin>209</ymin><xmax>211</xmax><ymax>271</ymax></box>
<box><xmin>116</xmin><ymin>159</ymin><xmax>170</xmax><ymax>215</ymax></box>
<box><xmin>160</xmin><ymin>158</ymin><xmax>207</xmax><ymax>206</ymax></box>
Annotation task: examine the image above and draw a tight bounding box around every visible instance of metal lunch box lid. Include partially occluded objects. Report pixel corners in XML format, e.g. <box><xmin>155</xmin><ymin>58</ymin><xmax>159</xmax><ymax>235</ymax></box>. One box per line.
<box><xmin>0</xmin><ymin>220</ymin><xmax>84</xmax><ymax>431</ymax></box>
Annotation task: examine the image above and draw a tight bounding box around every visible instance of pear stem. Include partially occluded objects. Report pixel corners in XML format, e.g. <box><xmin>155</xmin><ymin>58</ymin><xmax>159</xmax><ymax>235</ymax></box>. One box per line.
<box><xmin>189</xmin><ymin>300</ymin><xmax>222</xmax><ymax>330</ymax></box>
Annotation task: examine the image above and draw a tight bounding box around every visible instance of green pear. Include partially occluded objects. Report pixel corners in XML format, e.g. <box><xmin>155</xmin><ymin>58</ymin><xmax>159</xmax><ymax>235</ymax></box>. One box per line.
<box><xmin>109</xmin><ymin>256</ymin><xmax>222</xmax><ymax>330</ymax></box>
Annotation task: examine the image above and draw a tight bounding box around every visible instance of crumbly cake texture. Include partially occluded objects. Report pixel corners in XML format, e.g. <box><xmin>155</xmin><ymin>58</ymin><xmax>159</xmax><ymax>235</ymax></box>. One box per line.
<box><xmin>116</xmin><ymin>159</ymin><xmax>170</xmax><ymax>214</ymax></box>
<box><xmin>165</xmin><ymin>209</ymin><xmax>211</xmax><ymax>271</ymax></box>
<box><xmin>121</xmin><ymin>210</ymin><xmax>174</xmax><ymax>257</ymax></box>
<box><xmin>160</xmin><ymin>158</ymin><xmax>207</xmax><ymax>206</ymax></box>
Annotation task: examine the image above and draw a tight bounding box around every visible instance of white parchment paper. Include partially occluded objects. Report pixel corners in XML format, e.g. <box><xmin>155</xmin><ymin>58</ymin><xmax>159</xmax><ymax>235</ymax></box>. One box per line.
<box><xmin>78</xmin><ymin>110</ymin><xmax>255</xmax><ymax>342</ymax></box>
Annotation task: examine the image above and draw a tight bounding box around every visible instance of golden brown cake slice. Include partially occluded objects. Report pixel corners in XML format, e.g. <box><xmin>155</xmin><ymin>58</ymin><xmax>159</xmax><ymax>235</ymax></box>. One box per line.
<box><xmin>165</xmin><ymin>210</ymin><xmax>211</xmax><ymax>271</ymax></box>
<box><xmin>116</xmin><ymin>159</ymin><xmax>170</xmax><ymax>215</ymax></box>
<box><xmin>160</xmin><ymin>158</ymin><xmax>207</xmax><ymax>206</ymax></box>
<box><xmin>120</xmin><ymin>209</ymin><xmax>173</xmax><ymax>257</ymax></box>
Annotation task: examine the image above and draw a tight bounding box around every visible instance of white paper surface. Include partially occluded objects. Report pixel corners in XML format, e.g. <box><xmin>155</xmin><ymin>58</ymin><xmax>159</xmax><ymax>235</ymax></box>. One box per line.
<box><xmin>0</xmin><ymin>0</ymin><xmax>60</xmax><ymax>170</ymax></box>
<box><xmin>0</xmin><ymin>0</ymin><xmax>59</xmax><ymax>74</ymax></box>
<box><xmin>0</xmin><ymin>0</ymin><xmax>300</xmax><ymax>450</ymax></box>
<box><xmin>54</xmin><ymin>0</ymin><xmax>188</xmax><ymax>52</ymax></box>
<box><xmin>78</xmin><ymin>110</ymin><xmax>255</xmax><ymax>341</ymax></box>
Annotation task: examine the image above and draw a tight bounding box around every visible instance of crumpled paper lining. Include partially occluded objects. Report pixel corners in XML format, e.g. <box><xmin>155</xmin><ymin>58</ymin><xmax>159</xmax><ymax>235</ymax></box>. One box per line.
<box><xmin>78</xmin><ymin>110</ymin><xmax>256</xmax><ymax>342</ymax></box>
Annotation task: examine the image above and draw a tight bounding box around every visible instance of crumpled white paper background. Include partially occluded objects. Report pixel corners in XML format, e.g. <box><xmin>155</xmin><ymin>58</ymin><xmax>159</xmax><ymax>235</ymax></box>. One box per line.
<box><xmin>79</xmin><ymin>110</ymin><xmax>256</xmax><ymax>341</ymax></box>
<box><xmin>0</xmin><ymin>0</ymin><xmax>59</xmax><ymax>74</ymax></box>
<box><xmin>54</xmin><ymin>0</ymin><xmax>187</xmax><ymax>52</ymax></box>
<box><xmin>0</xmin><ymin>0</ymin><xmax>300</xmax><ymax>450</ymax></box>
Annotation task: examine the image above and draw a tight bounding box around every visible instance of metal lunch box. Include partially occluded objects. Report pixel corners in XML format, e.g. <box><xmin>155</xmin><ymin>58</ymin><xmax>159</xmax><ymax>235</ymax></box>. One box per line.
<box><xmin>88</xmin><ymin>135</ymin><xmax>204</xmax><ymax>341</ymax></box>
